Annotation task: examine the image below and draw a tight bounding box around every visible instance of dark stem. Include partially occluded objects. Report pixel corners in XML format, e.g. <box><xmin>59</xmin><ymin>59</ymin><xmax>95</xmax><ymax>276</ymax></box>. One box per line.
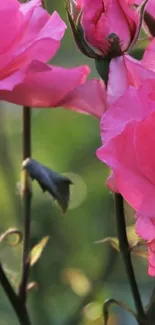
<box><xmin>95</xmin><ymin>58</ymin><xmax>110</xmax><ymax>87</ymax></box>
<box><xmin>0</xmin><ymin>264</ymin><xmax>31</xmax><ymax>325</ymax></box>
<box><xmin>41</xmin><ymin>0</ymin><xmax>47</xmax><ymax>9</ymax></box>
<box><xmin>19</xmin><ymin>106</ymin><xmax>32</xmax><ymax>304</ymax></box>
<box><xmin>115</xmin><ymin>193</ymin><xmax>146</xmax><ymax>324</ymax></box>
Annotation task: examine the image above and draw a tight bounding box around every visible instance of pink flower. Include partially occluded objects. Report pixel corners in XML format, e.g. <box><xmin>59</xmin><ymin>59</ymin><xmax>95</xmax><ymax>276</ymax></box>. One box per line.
<box><xmin>0</xmin><ymin>0</ymin><xmax>105</xmax><ymax>115</ymax></box>
<box><xmin>97</xmin><ymin>81</ymin><xmax>155</xmax><ymax>276</ymax></box>
<box><xmin>69</xmin><ymin>0</ymin><xmax>142</xmax><ymax>57</ymax></box>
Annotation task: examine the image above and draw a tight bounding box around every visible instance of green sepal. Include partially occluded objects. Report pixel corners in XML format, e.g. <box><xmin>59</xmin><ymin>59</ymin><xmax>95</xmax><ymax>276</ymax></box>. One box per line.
<box><xmin>95</xmin><ymin>58</ymin><xmax>111</xmax><ymax>88</ymax></box>
<box><xmin>144</xmin><ymin>11</ymin><xmax>155</xmax><ymax>37</ymax></box>
<box><xmin>64</xmin><ymin>0</ymin><xmax>102</xmax><ymax>59</ymax></box>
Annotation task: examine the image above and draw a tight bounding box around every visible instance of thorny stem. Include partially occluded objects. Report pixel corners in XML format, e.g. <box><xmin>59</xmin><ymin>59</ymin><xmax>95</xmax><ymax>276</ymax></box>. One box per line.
<box><xmin>115</xmin><ymin>193</ymin><xmax>147</xmax><ymax>324</ymax></box>
<box><xmin>19</xmin><ymin>106</ymin><xmax>32</xmax><ymax>304</ymax></box>
<box><xmin>0</xmin><ymin>264</ymin><xmax>31</xmax><ymax>325</ymax></box>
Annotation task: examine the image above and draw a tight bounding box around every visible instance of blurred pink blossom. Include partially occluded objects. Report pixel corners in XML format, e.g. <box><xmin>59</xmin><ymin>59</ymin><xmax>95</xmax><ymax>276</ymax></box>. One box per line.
<box><xmin>0</xmin><ymin>0</ymin><xmax>104</xmax><ymax>115</ymax></box>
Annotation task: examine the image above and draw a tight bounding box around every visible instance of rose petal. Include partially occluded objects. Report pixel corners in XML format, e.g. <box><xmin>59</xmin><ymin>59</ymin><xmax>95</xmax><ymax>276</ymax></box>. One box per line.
<box><xmin>0</xmin><ymin>61</ymin><xmax>90</xmax><ymax>107</ymax></box>
<box><xmin>102</xmin><ymin>82</ymin><xmax>155</xmax><ymax>143</ymax></box>
<box><xmin>97</xmin><ymin>121</ymin><xmax>155</xmax><ymax>216</ymax></box>
<box><xmin>0</xmin><ymin>0</ymin><xmax>22</xmax><ymax>54</ymax></box>
<box><xmin>61</xmin><ymin>79</ymin><xmax>106</xmax><ymax>118</ymax></box>
<box><xmin>136</xmin><ymin>215</ymin><xmax>155</xmax><ymax>241</ymax></box>
<box><xmin>135</xmin><ymin>111</ymin><xmax>155</xmax><ymax>184</ymax></box>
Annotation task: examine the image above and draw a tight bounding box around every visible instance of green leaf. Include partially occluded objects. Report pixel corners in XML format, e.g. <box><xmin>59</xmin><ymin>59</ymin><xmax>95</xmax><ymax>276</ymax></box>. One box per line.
<box><xmin>95</xmin><ymin>237</ymin><xmax>120</xmax><ymax>252</ymax></box>
<box><xmin>30</xmin><ymin>236</ymin><xmax>49</xmax><ymax>267</ymax></box>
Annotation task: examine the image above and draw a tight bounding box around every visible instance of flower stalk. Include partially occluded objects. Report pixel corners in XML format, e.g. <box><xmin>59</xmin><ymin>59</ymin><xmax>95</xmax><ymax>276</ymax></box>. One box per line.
<box><xmin>0</xmin><ymin>264</ymin><xmax>31</xmax><ymax>325</ymax></box>
<box><xmin>114</xmin><ymin>194</ymin><xmax>146</xmax><ymax>324</ymax></box>
<box><xmin>19</xmin><ymin>106</ymin><xmax>32</xmax><ymax>304</ymax></box>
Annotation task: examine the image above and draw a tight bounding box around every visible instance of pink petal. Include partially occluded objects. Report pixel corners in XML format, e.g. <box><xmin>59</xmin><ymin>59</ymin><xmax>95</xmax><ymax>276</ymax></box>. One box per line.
<box><xmin>97</xmin><ymin>122</ymin><xmax>155</xmax><ymax>216</ymax></box>
<box><xmin>20</xmin><ymin>0</ymin><xmax>41</xmax><ymax>14</ymax></box>
<box><xmin>148</xmin><ymin>240</ymin><xmax>155</xmax><ymax>276</ymax></box>
<box><xmin>101</xmin><ymin>82</ymin><xmax>155</xmax><ymax>143</ymax></box>
<box><xmin>61</xmin><ymin>79</ymin><xmax>106</xmax><ymax>118</ymax></box>
<box><xmin>148</xmin><ymin>260</ymin><xmax>155</xmax><ymax>276</ymax></box>
<box><xmin>124</xmin><ymin>55</ymin><xmax>155</xmax><ymax>86</ymax></box>
<box><xmin>0</xmin><ymin>67</ymin><xmax>27</xmax><ymax>91</ymax></box>
<box><xmin>142</xmin><ymin>38</ymin><xmax>155</xmax><ymax>71</ymax></box>
<box><xmin>0</xmin><ymin>61</ymin><xmax>90</xmax><ymax>107</ymax></box>
<box><xmin>136</xmin><ymin>215</ymin><xmax>155</xmax><ymax>241</ymax></box>
<box><xmin>5</xmin><ymin>11</ymin><xmax>66</xmax><ymax>69</ymax></box>
<box><xmin>0</xmin><ymin>6</ymin><xmax>66</xmax><ymax>76</ymax></box>
<box><xmin>135</xmin><ymin>111</ymin><xmax>155</xmax><ymax>184</ymax></box>
<box><xmin>0</xmin><ymin>0</ymin><xmax>22</xmax><ymax>54</ymax></box>
<box><xmin>106</xmin><ymin>172</ymin><xmax>119</xmax><ymax>193</ymax></box>
<box><xmin>107</xmin><ymin>56</ymin><xmax>130</xmax><ymax>104</ymax></box>
<box><xmin>108</xmin><ymin>55</ymin><xmax>155</xmax><ymax>105</ymax></box>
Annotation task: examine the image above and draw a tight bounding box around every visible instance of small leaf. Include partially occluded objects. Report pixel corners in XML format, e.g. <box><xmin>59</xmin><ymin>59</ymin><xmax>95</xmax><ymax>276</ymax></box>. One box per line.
<box><xmin>30</xmin><ymin>236</ymin><xmax>49</xmax><ymax>266</ymax></box>
<box><xmin>95</xmin><ymin>237</ymin><xmax>120</xmax><ymax>252</ymax></box>
<box><xmin>103</xmin><ymin>298</ymin><xmax>137</xmax><ymax>325</ymax></box>
<box><xmin>0</xmin><ymin>228</ymin><xmax>22</xmax><ymax>246</ymax></box>
<box><xmin>23</xmin><ymin>158</ymin><xmax>72</xmax><ymax>212</ymax></box>
<box><xmin>95</xmin><ymin>232</ymin><xmax>148</xmax><ymax>260</ymax></box>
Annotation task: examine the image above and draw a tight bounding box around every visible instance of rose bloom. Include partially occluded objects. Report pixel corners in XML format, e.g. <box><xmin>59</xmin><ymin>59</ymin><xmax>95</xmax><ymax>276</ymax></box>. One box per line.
<box><xmin>97</xmin><ymin>81</ymin><xmax>155</xmax><ymax>276</ymax></box>
<box><xmin>70</xmin><ymin>0</ymin><xmax>142</xmax><ymax>56</ymax></box>
<box><xmin>0</xmin><ymin>0</ymin><xmax>104</xmax><ymax>114</ymax></box>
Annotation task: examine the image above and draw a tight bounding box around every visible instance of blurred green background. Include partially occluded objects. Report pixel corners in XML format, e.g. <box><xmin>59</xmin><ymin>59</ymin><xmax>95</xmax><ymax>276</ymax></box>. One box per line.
<box><xmin>0</xmin><ymin>1</ymin><xmax>153</xmax><ymax>324</ymax></box>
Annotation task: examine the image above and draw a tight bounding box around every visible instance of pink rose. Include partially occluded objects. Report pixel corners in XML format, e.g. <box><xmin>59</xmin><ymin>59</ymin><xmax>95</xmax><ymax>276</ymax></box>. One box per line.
<box><xmin>97</xmin><ymin>81</ymin><xmax>155</xmax><ymax>276</ymax></box>
<box><xmin>0</xmin><ymin>0</ymin><xmax>105</xmax><ymax>115</ymax></box>
<box><xmin>69</xmin><ymin>0</ymin><xmax>142</xmax><ymax>57</ymax></box>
